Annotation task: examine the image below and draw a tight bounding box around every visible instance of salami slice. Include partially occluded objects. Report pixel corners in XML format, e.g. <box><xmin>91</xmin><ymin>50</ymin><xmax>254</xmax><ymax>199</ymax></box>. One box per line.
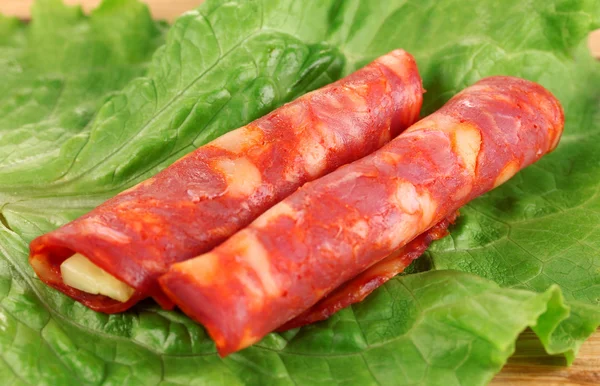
<box><xmin>160</xmin><ymin>76</ymin><xmax>564</xmax><ymax>356</ymax></box>
<box><xmin>29</xmin><ymin>49</ymin><xmax>424</xmax><ymax>313</ymax></box>
<box><xmin>278</xmin><ymin>212</ymin><xmax>457</xmax><ymax>331</ymax></box>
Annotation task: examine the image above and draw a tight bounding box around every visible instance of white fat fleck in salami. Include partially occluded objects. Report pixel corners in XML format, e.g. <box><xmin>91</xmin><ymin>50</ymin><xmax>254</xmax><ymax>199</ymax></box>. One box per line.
<box><xmin>300</xmin><ymin>140</ymin><xmax>329</xmax><ymax>178</ymax></box>
<box><xmin>493</xmin><ymin>160</ymin><xmax>521</xmax><ymax>188</ymax></box>
<box><xmin>382</xmin><ymin>212</ymin><xmax>420</xmax><ymax>249</ymax></box>
<box><xmin>349</xmin><ymin>219</ymin><xmax>369</xmax><ymax>238</ymax></box>
<box><xmin>78</xmin><ymin>219</ymin><xmax>131</xmax><ymax>244</ymax></box>
<box><xmin>284</xmin><ymin>102</ymin><xmax>312</xmax><ymax>135</ymax></box>
<box><xmin>406</xmin><ymin>114</ymin><xmax>482</xmax><ymax>178</ymax></box>
<box><xmin>417</xmin><ymin>190</ymin><xmax>437</xmax><ymax>228</ymax></box>
<box><xmin>391</xmin><ymin>180</ymin><xmax>421</xmax><ymax>215</ymax></box>
<box><xmin>211</xmin><ymin>126</ymin><xmax>264</xmax><ymax>154</ymax></box>
<box><xmin>175</xmin><ymin>251</ymin><xmax>220</xmax><ymax>285</ymax></box>
<box><xmin>314</xmin><ymin>122</ymin><xmax>344</xmax><ymax>153</ymax></box>
<box><xmin>213</xmin><ymin>157</ymin><xmax>262</xmax><ymax>197</ymax></box>
<box><xmin>406</xmin><ymin>113</ymin><xmax>456</xmax><ymax>134</ymax></box>
<box><xmin>340</xmin><ymin>85</ymin><xmax>370</xmax><ymax>112</ymax></box>
<box><xmin>253</xmin><ymin>202</ymin><xmax>297</xmax><ymax>229</ymax></box>
<box><xmin>232</xmin><ymin>232</ymin><xmax>280</xmax><ymax>298</ymax></box>
<box><xmin>452</xmin><ymin>183</ymin><xmax>473</xmax><ymax>202</ymax></box>
<box><xmin>452</xmin><ymin>124</ymin><xmax>482</xmax><ymax>176</ymax></box>
<box><xmin>386</xmin><ymin>183</ymin><xmax>437</xmax><ymax>247</ymax></box>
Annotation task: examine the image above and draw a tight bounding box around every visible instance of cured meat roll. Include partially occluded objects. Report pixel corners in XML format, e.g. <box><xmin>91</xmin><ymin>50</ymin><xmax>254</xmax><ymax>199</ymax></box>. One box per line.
<box><xmin>160</xmin><ymin>76</ymin><xmax>564</xmax><ymax>356</ymax></box>
<box><xmin>279</xmin><ymin>212</ymin><xmax>458</xmax><ymax>331</ymax></box>
<box><xmin>29</xmin><ymin>49</ymin><xmax>424</xmax><ymax>313</ymax></box>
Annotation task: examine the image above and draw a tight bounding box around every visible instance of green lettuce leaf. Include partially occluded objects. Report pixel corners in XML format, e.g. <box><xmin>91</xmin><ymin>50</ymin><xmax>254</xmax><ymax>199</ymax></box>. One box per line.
<box><xmin>0</xmin><ymin>0</ymin><xmax>166</xmax><ymax>234</ymax></box>
<box><xmin>0</xmin><ymin>0</ymin><xmax>165</xmax><ymax>173</ymax></box>
<box><xmin>0</xmin><ymin>0</ymin><xmax>344</xmax><ymax>242</ymax></box>
<box><xmin>1</xmin><ymin>0</ymin><xmax>599</xmax><ymax>384</ymax></box>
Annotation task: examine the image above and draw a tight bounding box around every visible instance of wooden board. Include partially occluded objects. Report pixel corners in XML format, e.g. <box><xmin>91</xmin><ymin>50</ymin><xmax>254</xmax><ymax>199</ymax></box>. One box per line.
<box><xmin>0</xmin><ymin>0</ymin><xmax>204</xmax><ymax>21</ymax></box>
<box><xmin>1</xmin><ymin>0</ymin><xmax>599</xmax><ymax>384</ymax></box>
<box><xmin>492</xmin><ymin>330</ymin><xmax>600</xmax><ymax>385</ymax></box>
<box><xmin>590</xmin><ymin>29</ymin><xmax>600</xmax><ymax>59</ymax></box>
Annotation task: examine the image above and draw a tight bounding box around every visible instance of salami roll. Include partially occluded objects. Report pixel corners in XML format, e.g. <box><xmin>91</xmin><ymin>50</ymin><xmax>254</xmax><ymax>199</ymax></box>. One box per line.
<box><xmin>160</xmin><ymin>76</ymin><xmax>564</xmax><ymax>356</ymax></box>
<box><xmin>29</xmin><ymin>49</ymin><xmax>424</xmax><ymax>313</ymax></box>
<box><xmin>278</xmin><ymin>212</ymin><xmax>457</xmax><ymax>331</ymax></box>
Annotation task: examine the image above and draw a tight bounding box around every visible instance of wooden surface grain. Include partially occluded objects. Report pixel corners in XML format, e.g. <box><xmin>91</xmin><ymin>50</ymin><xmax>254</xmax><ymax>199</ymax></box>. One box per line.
<box><xmin>1</xmin><ymin>0</ymin><xmax>599</xmax><ymax>384</ymax></box>
<box><xmin>492</xmin><ymin>330</ymin><xmax>600</xmax><ymax>385</ymax></box>
<box><xmin>0</xmin><ymin>0</ymin><xmax>204</xmax><ymax>21</ymax></box>
<box><xmin>590</xmin><ymin>29</ymin><xmax>600</xmax><ymax>59</ymax></box>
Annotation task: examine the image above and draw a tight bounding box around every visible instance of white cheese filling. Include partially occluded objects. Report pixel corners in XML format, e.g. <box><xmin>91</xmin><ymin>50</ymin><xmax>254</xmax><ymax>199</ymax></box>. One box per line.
<box><xmin>60</xmin><ymin>253</ymin><xmax>135</xmax><ymax>302</ymax></box>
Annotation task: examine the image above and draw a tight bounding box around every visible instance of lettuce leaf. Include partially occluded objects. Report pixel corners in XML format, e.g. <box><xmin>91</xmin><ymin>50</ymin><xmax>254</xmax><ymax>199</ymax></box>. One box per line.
<box><xmin>0</xmin><ymin>0</ymin><xmax>166</xmax><ymax>235</ymax></box>
<box><xmin>1</xmin><ymin>0</ymin><xmax>599</xmax><ymax>384</ymax></box>
<box><xmin>0</xmin><ymin>0</ymin><xmax>344</xmax><ymax>242</ymax></box>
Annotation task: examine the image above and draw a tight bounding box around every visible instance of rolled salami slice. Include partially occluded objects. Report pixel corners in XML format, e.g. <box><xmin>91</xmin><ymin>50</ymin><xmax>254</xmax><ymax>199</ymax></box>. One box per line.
<box><xmin>160</xmin><ymin>76</ymin><xmax>564</xmax><ymax>356</ymax></box>
<box><xmin>278</xmin><ymin>212</ymin><xmax>457</xmax><ymax>331</ymax></box>
<box><xmin>29</xmin><ymin>49</ymin><xmax>424</xmax><ymax>313</ymax></box>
